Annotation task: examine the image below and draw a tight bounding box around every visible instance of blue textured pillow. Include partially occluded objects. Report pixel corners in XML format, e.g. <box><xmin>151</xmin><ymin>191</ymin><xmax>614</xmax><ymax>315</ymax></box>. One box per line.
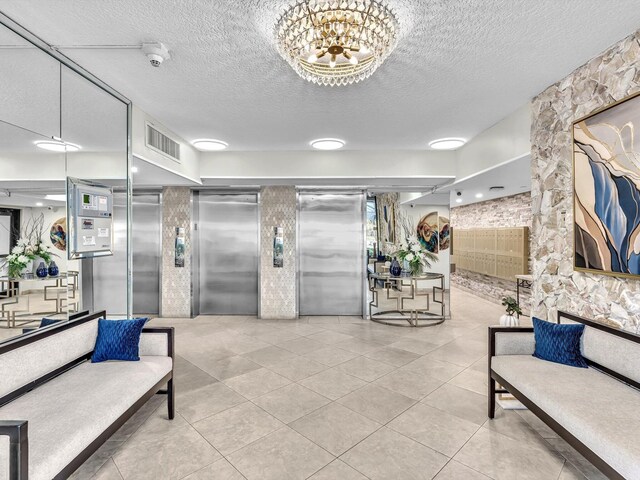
<box><xmin>91</xmin><ymin>318</ymin><xmax>148</xmax><ymax>363</ymax></box>
<box><xmin>40</xmin><ymin>318</ymin><xmax>61</xmax><ymax>328</ymax></box>
<box><xmin>532</xmin><ymin>317</ymin><xmax>588</xmax><ymax>368</ymax></box>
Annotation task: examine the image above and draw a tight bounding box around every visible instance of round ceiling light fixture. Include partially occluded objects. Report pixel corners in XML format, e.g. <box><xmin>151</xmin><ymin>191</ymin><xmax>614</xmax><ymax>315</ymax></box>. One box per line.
<box><xmin>192</xmin><ymin>139</ymin><xmax>228</xmax><ymax>151</ymax></box>
<box><xmin>475</xmin><ymin>193</ymin><xmax>484</xmax><ymax>199</ymax></box>
<box><xmin>428</xmin><ymin>138</ymin><xmax>466</xmax><ymax>150</ymax></box>
<box><xmin>310</xmin><ymin>138</ymin><xmax>345</xmax><ymax>150</ymax></box>
<box><xmin>455</xmin><ymin>198</ymin><xmax>462</xmax><ymax>203</ymax></box>
<box><xmin>275</xmin><ymin>0</ymin><xmax>399</xmax><ymax>86</ymax></box>
<box><xmin>34</xmin><ymin>140</ymin><xmax>81</xmax><ymax>152</ymax></box>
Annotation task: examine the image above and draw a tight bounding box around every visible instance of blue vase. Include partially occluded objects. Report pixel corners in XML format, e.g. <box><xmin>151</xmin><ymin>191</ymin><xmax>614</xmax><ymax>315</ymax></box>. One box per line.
<box><xmin>48</xmin><ymin>261</ymin><xmax>59</xmax><ymax>277</ymax></box>
<box><xmin>36</xmin><ymin>262</ymin><xmax>48</xmax><ymax>278</ymax></box>
<box><xmin>390</xmin><ymin>257</ymin><xmax>402</xmax><ymax>277</ymax></box>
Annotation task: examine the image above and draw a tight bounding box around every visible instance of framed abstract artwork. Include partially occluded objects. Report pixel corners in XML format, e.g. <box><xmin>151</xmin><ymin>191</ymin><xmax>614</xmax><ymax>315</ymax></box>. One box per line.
<box><xmin>376</xmin><ymin>193</ymin><xmax>398</xmax><ymax>247</ymax></box>
<box><xmin>416</xmin><ymin>212</ymin><xmax>450</xmax><ymax>253</ymax></box>
<box><xmin>573</xmin><ymin>91</ymin><xmax>640</xmax><ymax>277</ymax></box>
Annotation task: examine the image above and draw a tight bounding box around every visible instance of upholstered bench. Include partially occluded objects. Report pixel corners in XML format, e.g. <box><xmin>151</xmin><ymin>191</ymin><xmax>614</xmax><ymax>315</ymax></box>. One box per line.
<box><xmin>0</xmin><ymin>311</ymin><xmax>174</xmax><ymax>480</ymax></box>
<box><xmin>488</xmin><ymin>311</ymin><xmax>640</xmax><ymax>480</ymax></box>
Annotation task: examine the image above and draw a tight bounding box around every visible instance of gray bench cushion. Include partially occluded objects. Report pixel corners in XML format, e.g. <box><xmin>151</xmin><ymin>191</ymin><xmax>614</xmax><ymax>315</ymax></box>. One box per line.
<box><xmin>0</xmin><ymin>356</ymin><xmax>171</xmax><ymax>480</ymax></box>
<box><xmin>580</xmin><ymin>325</ymin><xmax>640</xmax><ymax>385</ymax></box>
<box><xmin>492</xmin><ymin>355</ymin><xmax>640</xmax><ymax>480</ymax></box>
<box><xmin>0</xmin><ymin>320</ymin><xmax>99</xmax><ymax>399</ymax></box>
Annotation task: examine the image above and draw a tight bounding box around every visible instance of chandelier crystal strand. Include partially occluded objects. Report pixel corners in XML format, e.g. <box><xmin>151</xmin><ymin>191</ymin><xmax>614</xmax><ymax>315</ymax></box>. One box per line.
<box><xmin>275</xmin><ymin>0</ymin><xmax>399</xmax><ymax>86</ymax></box>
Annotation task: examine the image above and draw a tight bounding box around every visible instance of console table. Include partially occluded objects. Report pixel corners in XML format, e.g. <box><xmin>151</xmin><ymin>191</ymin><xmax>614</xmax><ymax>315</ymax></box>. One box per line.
<box><xmin>515</xmin><ymin>274</ymin><xmax>532</xmax><ymax>318</ymax></box>
<box><xmin>0</xmin><ymin>272</ymin><xmax>79</xmax><ymax>328</ymax></box>
<box><xmin>368</xmin><ymin>272</ymin><xmax>446</xmax><ymax>327</ymax></box>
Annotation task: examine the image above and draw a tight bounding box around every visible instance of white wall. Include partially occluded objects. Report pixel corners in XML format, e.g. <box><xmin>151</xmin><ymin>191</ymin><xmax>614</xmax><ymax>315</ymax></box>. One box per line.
<box><xmin>199</xmin><ymin>150</ymin><xmax>457</xmax><ymax>180</ymax></box>
<box><xmin>399</xmin><ymin>204</ymin><xmax>451</xmax><ymax>288</ymax></box>
<box><xmin>132</xmin><ymin>105</ymin><xmax>201</xmax><ymax>184</ymax></box>
<box><xmin>0</xmin><ymin>103</ymin><xmax>532</xmax><ymax>186</ymax></box>
<box><xmin>0</xmin><ymin>152</ymin><xmax>126</xmax><ymax>181</ymax></box>
<box><xmin>455</xmin><ymin>104</ymin><xmax>531</xmax><ymax>181</ymax></box>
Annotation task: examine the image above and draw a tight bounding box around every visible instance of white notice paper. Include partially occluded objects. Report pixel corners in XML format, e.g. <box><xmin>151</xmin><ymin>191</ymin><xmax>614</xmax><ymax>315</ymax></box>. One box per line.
<box><xmin>83</xmin><ymin>236</ymin><xmax>96</xmax><ymax>246</ymax></box>
<box><xmin>98</xmin><ymin>228</ymin><xmax>109</xmax><ymax>238</ymax></box>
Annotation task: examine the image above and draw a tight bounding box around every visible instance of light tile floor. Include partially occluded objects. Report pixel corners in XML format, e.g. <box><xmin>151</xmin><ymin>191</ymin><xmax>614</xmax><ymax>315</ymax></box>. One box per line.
<box><xmin>70</xmin><ymin>288</ymin><xmax>602</xmax><ymax>480</ymax></box>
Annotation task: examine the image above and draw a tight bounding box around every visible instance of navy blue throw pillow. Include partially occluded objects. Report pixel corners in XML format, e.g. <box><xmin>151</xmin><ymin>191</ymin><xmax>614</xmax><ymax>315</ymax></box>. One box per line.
<box><xmin>91</xmin><ymin>318</ymin><xmax>148</xmax><ymax>363</ymax></box>
<box><xmin>40</xmin><ymin>318</ymin><xmax>61</xmax><ymax>328</ymax></box>
<box><xmin>532</xmin><ymin>317</ymin><xmax>588</xmax><ymax>368</ymax></box>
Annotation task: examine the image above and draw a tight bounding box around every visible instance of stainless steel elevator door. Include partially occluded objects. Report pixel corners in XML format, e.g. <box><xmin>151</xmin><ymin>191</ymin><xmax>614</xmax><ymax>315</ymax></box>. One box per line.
<box><xmin>91</xmin><ymin>193</ymin><xmax>128</xmax><ymax>315</ymax></box>
<box><xmin>198</xmin><ymin>193</ymin><xmax>259</xmax><ymax>315</ymax></box>
<box><xmin>299</xmin><ymin>192</ymin><xmax>365</xmax><ymax>316</ymax></box>
<box><xmin>90</xmin><ymin>192</ymin><xmax>161</xmax><ymax>316</ymax></box>
<box><xmin>132</xmin><ymin>194</ymin><xmax>161</xmax><ymax>315</ymax></box>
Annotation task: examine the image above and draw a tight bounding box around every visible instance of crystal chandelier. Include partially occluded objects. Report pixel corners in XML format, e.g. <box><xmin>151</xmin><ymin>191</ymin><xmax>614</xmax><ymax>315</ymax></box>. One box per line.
<box><xmin>275</xmin><ymin>0</ymin><xmax>399</xmax><ymax>86</ymax></box>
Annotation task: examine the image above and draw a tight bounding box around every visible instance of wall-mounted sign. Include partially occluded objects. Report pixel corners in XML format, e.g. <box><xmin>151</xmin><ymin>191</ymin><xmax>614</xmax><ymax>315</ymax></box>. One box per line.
<box><xmin>67</xmin><ymin>177</ymin><xmax>114</xmax><ymax>260</ymax></box>
<box><xmin>175</xmin><ymin>227</ymin><xmax>185</xmax><ymax>267</ymax></box>
<box><xmin>273</xmin><ymin>226</ymin><xmax>284</xmax><ymax>268</ymax></box>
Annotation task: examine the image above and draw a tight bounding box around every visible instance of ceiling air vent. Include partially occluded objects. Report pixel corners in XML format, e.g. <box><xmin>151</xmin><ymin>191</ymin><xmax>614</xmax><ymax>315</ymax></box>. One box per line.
<box><xmin>146</xmin><ymin>123</ymin><xmax>181</xmax><ymax>162</ymax></box>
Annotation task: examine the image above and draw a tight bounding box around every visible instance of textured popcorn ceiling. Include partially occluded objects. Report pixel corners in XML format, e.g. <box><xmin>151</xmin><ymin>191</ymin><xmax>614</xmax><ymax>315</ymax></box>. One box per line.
<box><xmin>2</xmin><ymin>1</ymin><xmax>640</xmax><ymax>151</ymax></box>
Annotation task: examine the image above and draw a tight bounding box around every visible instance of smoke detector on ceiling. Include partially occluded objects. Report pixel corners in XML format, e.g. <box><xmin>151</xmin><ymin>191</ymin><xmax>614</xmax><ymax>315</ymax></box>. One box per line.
<box><xmin>142</xmin><ymin>42</ymin><xmax>171</xmax><ymax>67</ymax></box>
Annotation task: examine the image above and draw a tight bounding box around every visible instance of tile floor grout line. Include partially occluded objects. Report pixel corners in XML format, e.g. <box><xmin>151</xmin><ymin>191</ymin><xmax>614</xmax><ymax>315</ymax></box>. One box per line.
<box><xmin>75</xmin><ymin>290</ymin><xmax>573</xmax><ymax>479</ymax></box>
<box><xmin>542</xmin><ymin>436</ymin><xmax>594</xmax><ymax>480</ymax></box>
<box><xmin>193</xmin><ymin>401</ymin><xmax>287</xmax><ymax>458</ymax></box>
<box><xmin>555</xmin><ymin>459</ymin><xmax>569</xmax><ymax>480</ymax></box>
<box><xmin>106</xmin><ymin>401</ymin><xmax>174</xmax><ymax>467</ymax></box>
<box><xmin>110</xmin><ymin>458</ymin><xmax>126</xmax><ymax>480</ymax></box>
<box><xmin>443</xmin><ymin>424</ymin><xmax>499</xmax><ymax>480</ymax></box>
<box><xmin>222</xmin><ymin>425</ymin><xmax>338</xmax><ymax>477</ymax></box>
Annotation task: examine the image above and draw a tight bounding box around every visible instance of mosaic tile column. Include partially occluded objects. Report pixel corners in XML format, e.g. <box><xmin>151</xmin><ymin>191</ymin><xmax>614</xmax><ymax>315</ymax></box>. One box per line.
<box><xmin>260</xmin><ymin>186</ymin><xmax>297</xmax><ymax>319</ymax></box>
<box><xmin>161</xmin><ymin>187</ymin><xmax>192</xmax><ymax>317</ymax></box>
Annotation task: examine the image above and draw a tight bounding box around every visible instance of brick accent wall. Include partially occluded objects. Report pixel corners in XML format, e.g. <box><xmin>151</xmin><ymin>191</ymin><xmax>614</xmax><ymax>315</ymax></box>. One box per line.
<box><xmin>450</xmin><ymin>192</ymin><xmax>532</xmax><ymax>310</ymax></box>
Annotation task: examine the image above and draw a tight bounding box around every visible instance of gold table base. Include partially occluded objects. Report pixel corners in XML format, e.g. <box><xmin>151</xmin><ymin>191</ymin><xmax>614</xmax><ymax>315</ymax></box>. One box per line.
<box><xmin>368</xmin><ymin>273</ymin><xmax>446</xmax><ymax>327</ymax></box>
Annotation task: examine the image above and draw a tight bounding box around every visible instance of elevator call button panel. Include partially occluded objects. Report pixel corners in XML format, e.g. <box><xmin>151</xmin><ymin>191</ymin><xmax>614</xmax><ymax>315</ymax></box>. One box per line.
<box><xmin>67</xmin><ymin>177</ymin><xmax>114</xmax><ymax>259</ymax></box>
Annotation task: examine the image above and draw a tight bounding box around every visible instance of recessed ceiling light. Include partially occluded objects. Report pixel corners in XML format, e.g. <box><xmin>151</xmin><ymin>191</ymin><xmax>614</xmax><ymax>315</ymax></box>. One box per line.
<box><xmin>455</xmin><ymin>198</ymin><xmax>462</xmax><ymax>203</ymax></box>
<box><xmin>35</xmin><ymin>202</ymin><xmax>43</xmax><ymax>207</ymax></box>
<box><xmin>131</xmin><ymin>166</ymin><xmax>139</xmax><ymax>173</ymax></box>
<box><xmin>192</xmin><ymin>139</ymin><xmax>228</xmax><ymax>151</ymax></box>
<box><xmin>428</xmin><ymin>138</ymin><xmax>466</xmax><ymax>150</ymax></box>
<box><xmin>45</xmin><ymin>194</ymin><xmax>67</xmax><ymax>202</ymax></box>
<box><xmin>35</xmin><ymin>140</ymin><xmax>81</xmax><ymax>152</ymax></box>
<box><xmin>475</xmin><ymin>193</ymin><xmax>483</xmax><ymax>199</ymax></box>
<box><xmin>310</xmin><ymin>138</ymin><xmax>345</xmax><ymax>150</ymax></box>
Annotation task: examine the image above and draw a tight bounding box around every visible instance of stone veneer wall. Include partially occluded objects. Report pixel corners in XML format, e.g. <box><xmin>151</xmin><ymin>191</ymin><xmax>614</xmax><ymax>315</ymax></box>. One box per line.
<box><xmin>450</xmin><ymin>192</ymin><xmax>532</xmax><ymax>309</ymax></box>
<box><xmin>260</xmin><ymin>186</ymin><xmax>297</xmax><ymax>319</ymax></box>
<box><xmin>450</xmin><ymin>192</ymin><xmax>532</xmax><ymax>229</ymax></box>
<box><xmin>161</xmin><ymin>187</ymin><xmax>192</xmax><ymax>317</ymax></box>
<box><xmin>532</xmin><ymin>30</ymin><xmax>640</xmax><ymax>333</ymax></box>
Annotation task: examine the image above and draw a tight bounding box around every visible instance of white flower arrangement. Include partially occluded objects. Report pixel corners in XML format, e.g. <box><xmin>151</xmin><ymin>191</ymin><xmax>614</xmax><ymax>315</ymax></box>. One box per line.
<box><xmin>2</xmin><ymin>214</ymin><xmax>56</xmax><ymax>278</ymax></box>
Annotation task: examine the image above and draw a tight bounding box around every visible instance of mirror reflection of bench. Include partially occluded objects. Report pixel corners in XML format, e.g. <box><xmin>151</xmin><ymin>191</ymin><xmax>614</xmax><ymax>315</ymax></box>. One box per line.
<box><xmin>0</xmin><ymin>311</ymin><xmax>175</xmax><ymax>480</ymax></box>
<box><xmin>0</xmin><ymin>272</ymin><xmax>80</xmax><ymax>329</ymax></box>
<box><xmin>488</xmin><ymin>311</ymin><xmax>640</xmax><ymax>479</ymax></box>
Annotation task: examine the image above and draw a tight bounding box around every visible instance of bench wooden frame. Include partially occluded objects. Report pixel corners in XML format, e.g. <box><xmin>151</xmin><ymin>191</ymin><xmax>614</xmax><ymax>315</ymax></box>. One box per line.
<box><xmin>0</xmin><ymin>311</ymin><xmax>175</xmax><ymax>480</ymax></box>
<box><xmin>488</xmin><ymin>311</ymin><xmax>640</xmax><ymax>480</ymax></box>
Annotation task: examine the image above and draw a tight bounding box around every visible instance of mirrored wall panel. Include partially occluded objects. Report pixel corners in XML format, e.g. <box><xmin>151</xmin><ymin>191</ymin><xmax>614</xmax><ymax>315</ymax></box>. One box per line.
<box><xmin>0</xmin><ymin>20</ymin><xmax>130</xmax><ymax>343</ymax></box>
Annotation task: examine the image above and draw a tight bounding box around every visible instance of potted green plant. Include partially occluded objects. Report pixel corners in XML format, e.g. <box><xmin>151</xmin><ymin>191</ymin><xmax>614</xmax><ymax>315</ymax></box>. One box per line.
<box><xmin>500</xmin><ymin>296</ymin><xmax>522</xmax><ymax>326</ymax></box>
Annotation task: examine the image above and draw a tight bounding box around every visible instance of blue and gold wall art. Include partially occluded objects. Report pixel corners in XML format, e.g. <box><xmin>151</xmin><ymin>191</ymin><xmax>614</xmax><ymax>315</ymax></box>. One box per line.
<box><xmin>574</xmin><ymin>91</ymin><xmax>640</xmax><ymax>276</ymax></box>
